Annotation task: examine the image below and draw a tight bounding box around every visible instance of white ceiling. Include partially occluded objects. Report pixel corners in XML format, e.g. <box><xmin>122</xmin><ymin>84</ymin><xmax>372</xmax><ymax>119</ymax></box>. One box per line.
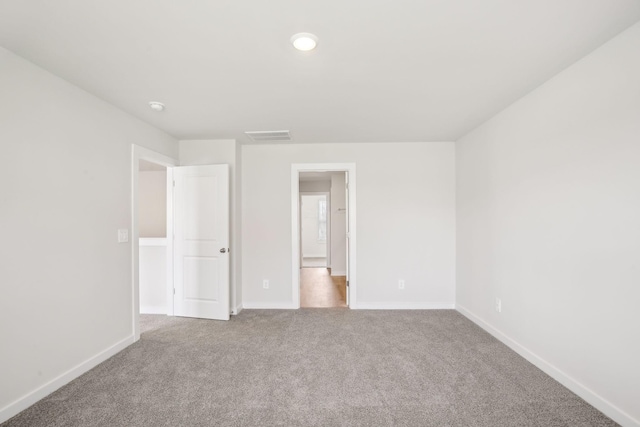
<box><xmin>1</xmin><ymin>1</ymin><xmax>639</xmax><ymax>143</ymax></box>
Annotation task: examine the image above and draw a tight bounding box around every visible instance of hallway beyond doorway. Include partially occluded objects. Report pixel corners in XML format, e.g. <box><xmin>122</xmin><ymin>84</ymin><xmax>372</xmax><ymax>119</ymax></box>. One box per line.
<box><xmin>302</xmin><ymin>257</ymin><xmax>327</xmax><ymax>267</ymax></box>
<box><xmin>300</xmin><ymin>268</ymin><xmax>347</xmax><ymax>308</ymax></box>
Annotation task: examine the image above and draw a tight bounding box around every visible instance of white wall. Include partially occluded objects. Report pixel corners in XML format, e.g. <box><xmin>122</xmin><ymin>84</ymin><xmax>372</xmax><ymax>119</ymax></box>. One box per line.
<box><xmin>0</xmin><ymin>47</ymin><xmax>177</xmax><ymax>422</ymax></box>
<box><xmin>456</xmin><ymin>22</ymin><xmax>640</xmax><ymax>427</ymax></box>
<box><xmin>179</xmin><ymin>139</ymin><xmax>242</xmax><ymax>313</ymax></box>
<box><xmin>242</xmin><ymin>142</ymin><xmax>456</xmax><ymax>309</ymax></box>
<box><xmin>138</xmin><ymin>170</ymin><xmax>167</xmax><ymax>238</ymax></box>
<box><xmin>299</xmin><ymin>180</ymin><xmax>331</xmax><ymax>192</ymax></box>
<box><xmin>301</xmin><ymin>194</ymin><xmax>327</xmax><ymax>258</ymax></box>
<box><xmin>139</xmin><ymin>239</ymin><xmax>167</xmax><ymax>313</ymax></box>
<box><xmin>330</xmin><ymin>173</ymin><xmax>347</xmax><ymax>275</ymax></box>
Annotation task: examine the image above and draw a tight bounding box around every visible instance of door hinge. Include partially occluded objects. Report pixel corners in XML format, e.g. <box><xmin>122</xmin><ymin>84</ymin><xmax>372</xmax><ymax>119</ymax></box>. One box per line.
<box><xmin>173</xmin><ymin>288</ymin><xmax>176</xmax><ymax>295</ymax></box>
<box><xmin>173</xmin><ymin>180</ymin><xmax>175</xmax><ymax>187</ymax></box>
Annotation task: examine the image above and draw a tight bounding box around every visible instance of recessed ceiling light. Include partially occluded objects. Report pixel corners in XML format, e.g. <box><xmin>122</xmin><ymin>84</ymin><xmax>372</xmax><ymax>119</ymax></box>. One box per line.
<box><xmin>149</xmin><ymin>101</ymin><xmax>165</xmax><ymax>112</ymax></box>
<box><xmin>291</xmin><ymin>33</ymin><xmax>318</xmax><ymax>51</ymax></box>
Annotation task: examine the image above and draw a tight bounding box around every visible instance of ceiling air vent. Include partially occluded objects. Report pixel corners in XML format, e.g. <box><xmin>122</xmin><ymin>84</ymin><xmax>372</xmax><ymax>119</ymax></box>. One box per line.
<box><xmin>245</xmin><ymin>130</ymin><xmax>291</xmax><ymax>142</ymax></box>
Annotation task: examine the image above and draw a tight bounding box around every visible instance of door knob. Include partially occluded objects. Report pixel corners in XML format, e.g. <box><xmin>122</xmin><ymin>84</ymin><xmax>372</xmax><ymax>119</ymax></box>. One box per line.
<box><xmin>220</xmin><ymin>248</ymin><xmax>227</xmax><ymax>253</ymax></box>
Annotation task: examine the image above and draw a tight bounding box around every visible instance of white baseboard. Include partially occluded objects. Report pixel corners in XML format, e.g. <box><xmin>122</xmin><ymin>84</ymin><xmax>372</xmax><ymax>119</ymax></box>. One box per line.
<box><xmin>231</xmin><ymin>304</ymin><xmax>243</xmax><ymax>315</ymax></box>
<box><xmin>242</xmin><ymin>301</ymin><xmax>297</xmax><ymax>309</ymax></box>
<box><xmin>353</xmin><ymin>302</ymin><xmax>455</xmax><ymax>310</ymax></box>
<box><xmin>0</xmin><ymin>335</ymin><xmax>134</xmax><ymax>424</ymax></box>
<box><xmin>456</xmin><ymin>304</ymin><xmax>639</xmax><ymax>427</ymax></box>
<box><xmin>243</xmin><ymin>301</ymin><xmax>455</xmax><ymax>310</ymax></box>
<box><xmin>330</xmin><ymin>270</ymin><xmax>346</xmax><ymax>276</ymax></box>
<box><xmin>140</xmin><ymin>305</ymin><xmax>166</xmax><ymax>314</ymax></box>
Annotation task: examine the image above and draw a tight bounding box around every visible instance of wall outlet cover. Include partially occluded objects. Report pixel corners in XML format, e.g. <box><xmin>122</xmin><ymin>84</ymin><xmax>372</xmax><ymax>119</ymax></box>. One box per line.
<box><xmin>118</xmin><ymin>229</ymin><xmax>129</xmax><ymax>243</ymax></box>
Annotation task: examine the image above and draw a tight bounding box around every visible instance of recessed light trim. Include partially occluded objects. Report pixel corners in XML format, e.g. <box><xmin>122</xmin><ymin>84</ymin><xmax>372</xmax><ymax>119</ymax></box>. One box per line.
<box><xmin>291</xmin><ymin>33</ymin><xmax>318</xmax><ymax>51</ymax></box>
<box><xmin>149</xmin><ymin>101</ymin><xmax>165</xmax><ymax>112</ymax></box>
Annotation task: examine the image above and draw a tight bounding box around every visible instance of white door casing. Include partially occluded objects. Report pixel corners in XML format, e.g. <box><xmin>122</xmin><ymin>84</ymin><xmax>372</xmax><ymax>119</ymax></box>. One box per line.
<box><xmin>173</xmin><ymin>164</ymin><xmax>230</xmax><ymax>320</ymax></box>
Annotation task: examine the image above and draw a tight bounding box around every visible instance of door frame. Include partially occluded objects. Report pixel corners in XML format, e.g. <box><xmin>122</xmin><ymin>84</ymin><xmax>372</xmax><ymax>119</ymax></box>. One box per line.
<box><xmin>131</xmin><ymin>145</ymin><xmax>177</xmax><ymax>341</ymax></box>
<box><xmin>291</xmin><ymin>163</ymin><xmax>357</xmax><ymax>309</ymax></box>
<box><xmin>300</xmin><ymin>191</ymin><xmax>331</xmax><ymax>268</ymax></box>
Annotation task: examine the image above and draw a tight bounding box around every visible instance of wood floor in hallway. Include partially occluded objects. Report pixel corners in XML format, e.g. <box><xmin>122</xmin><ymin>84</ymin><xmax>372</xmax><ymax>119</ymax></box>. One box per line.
<box><xmin>300</xmin><ymin>267</ymin><xmax>347</xmax><ymax>308</ymax></box>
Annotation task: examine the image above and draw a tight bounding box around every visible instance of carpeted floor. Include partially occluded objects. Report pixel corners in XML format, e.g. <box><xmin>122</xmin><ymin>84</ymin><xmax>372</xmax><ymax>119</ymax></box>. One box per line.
<box><xmin>3</xmin><ymin>310</ymin><xmax>617</xmax><ymax>426</ymax></box>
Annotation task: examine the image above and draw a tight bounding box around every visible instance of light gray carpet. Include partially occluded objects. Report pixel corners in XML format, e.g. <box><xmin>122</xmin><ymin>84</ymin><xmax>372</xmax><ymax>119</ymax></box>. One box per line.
<box><xmin>3</xmin><ymin>310</ymin><xmax>617</xmax><ymax>426</ymax></box>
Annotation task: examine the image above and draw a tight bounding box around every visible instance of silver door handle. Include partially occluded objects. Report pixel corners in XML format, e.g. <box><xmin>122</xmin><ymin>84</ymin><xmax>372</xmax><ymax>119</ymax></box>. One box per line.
<box><xmin>220</xmin><ymin>248</ymin><xmax>229</xmax><ymax>253</ymax></box>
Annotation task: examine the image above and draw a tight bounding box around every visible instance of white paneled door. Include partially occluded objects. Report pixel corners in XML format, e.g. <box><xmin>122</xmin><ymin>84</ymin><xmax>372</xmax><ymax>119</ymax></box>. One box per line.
<box><xmin>344</xmin><ymin>172</ymin><xmax>350</xmax><ymax>306</ymax></box>
<box><xmin>173</xmin><ymin>165</ymin><xmax>229</xmax><ymax>320</ymax></box>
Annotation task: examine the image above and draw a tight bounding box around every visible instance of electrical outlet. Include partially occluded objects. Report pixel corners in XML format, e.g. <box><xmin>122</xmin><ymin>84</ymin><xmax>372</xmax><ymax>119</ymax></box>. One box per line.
<box><xmin>263</xmin><ymin>279</ymin><xmax>269</xmax><ymax>289</ymax></box>
<box><xmin>398</xmin><ymin>280</ymin><xmax>405</xmax><ymax>290</ymax></box>
<box><xmin>495</xmin><ymin>298</ymin><xmax>502</xmax><ymax>313</ymax></box>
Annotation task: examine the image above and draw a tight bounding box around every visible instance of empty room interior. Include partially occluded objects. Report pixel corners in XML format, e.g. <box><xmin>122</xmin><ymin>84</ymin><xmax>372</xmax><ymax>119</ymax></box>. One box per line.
<box><xmin>1</xmin><ymin>1</ymin><xmax>639</xmax><ymax>426</ymax></box>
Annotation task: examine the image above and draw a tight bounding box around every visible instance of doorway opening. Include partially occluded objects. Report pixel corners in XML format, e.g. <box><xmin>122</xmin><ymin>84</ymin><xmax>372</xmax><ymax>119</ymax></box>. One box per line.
<box><xmin>300</xmin><ymin>192</ymin><xmax>330</xmax><ymax>268</ymax></box>
<box><xmin>131</xmin><ymin>145</ymin><xmax>177</xmax><ymax>341</ymax></box>
<box><xmin>291</xmin><ymin>163</ymin><xmax>357</xmax><ymax>309</ymax></box>
<box><xmin>300</xmin><ymin>186</ymin><xmax>344</xmax><ymax>307</ymax></box>
<box><xmin>137</xmin><ymin>159</ymin><xmax>169</xmax><ymax>315</ymax></box>
<box><xmin>133</xmin><ymin>147</ymin><xmax>232</xmax><ymax>340</ymax></box>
